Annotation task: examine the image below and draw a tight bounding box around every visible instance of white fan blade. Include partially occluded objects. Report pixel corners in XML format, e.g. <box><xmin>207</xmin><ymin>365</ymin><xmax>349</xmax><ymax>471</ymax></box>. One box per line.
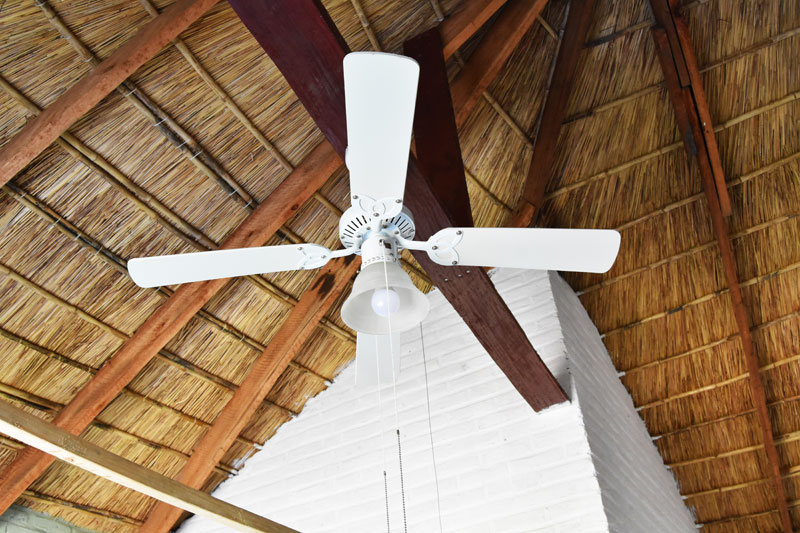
<box><xmin>426</xmin><ymin>228</ymin><xmax>621</xmax><ymax>273</ymax></box>
<box><xmin>128</xmin><ymin>244</ymin><xmax>331</xmax><ymax>288</ymax></box>
<box><xmin>344</xmin><ymin>52</ymin><xmax>419</xmax><ymax>218</ymax></box>
<box><xmin>355</xmin><ymin>333</ymin><xmax>401</xmax><ymax>387</ymax></box>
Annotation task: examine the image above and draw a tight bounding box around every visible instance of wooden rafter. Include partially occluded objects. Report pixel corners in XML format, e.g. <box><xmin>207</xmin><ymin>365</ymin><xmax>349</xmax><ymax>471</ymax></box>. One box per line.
<box><xmin>29</xmin><ymin>1</ymin><xmax>367</xmax><ymax>329</ymax></box>
<box><xmin>0</xmin><ymin>0</ymin><xmax>219</xmax><ymax>186</ymax></box>
<box><xmin>0</xmin><ymin>142</ymin><xmax>341</xmax><ymax>514</ymax></box>
<box><xmin>0</xmin><ymin>0</ymin><xmax>525</xmax><ymax>516</ymax></box>
<box><xmin>139</xmin><ymin>256</ymin><xmax>360</xmax><ymax>531</ymax></box>
<box><xmin>649</xmin><ymin>7</ymin><xmax>792</xmax><ymax>532</ymax></box>
<box><xmin>450</xmin><ymin>0</ymin><xmax>549</xmax><ymax>127</ymax></box>
<box><xmin>0</xmin><ymin>399</ymin><xmax>295</xmax><ymax>533</ymax></box>
<box><xmin>649</xmin><ymin>0</ymin><xmax>731</xmax><ymax>216</ymax></box>
<box><xmin>439</xmin><ymin>0</ymin><xmax>508</xmax><ymax>58</ymax></box>
<box><xmin>510</xmin><ymin>0</ymin><xmax>595</xmax><ymax>228</ymax></box>
<box><xmin>405</xmin><ymin>29</ymin><xmax>474</xmax><ymax>228</ymax></box>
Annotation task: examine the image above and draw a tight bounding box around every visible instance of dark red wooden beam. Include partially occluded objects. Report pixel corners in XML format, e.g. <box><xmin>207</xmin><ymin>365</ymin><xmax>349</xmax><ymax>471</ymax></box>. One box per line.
<box><xmin>510</xmin><ymin>0</ymin><xmax>595</xmax><ymax>228</ymax></box>
<box><xmin>652</xmin><ymin>25</ymin><xmax>793</xmax><ymax>533</ymax></box>
<box><xmin>230</xmin><ymin>0</ymin><xmax>566</xmax><ymax>411</ymax></box>
<box><xmin>404</xmin><ymin>28</ymin><xmax>473</xmax><ymax>228</ymax></box>
<box><xmin>649</xmin><ymin>0</ymin><xmax>731</xmax><ymax>216</ymax></box>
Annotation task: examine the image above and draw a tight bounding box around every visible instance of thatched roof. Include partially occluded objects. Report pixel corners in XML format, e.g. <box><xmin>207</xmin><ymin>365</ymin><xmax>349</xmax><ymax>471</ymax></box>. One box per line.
<box><xmin>0</xmin><ymin>0</ymin><xmax>798</xmax><ymax>530</ymax></box>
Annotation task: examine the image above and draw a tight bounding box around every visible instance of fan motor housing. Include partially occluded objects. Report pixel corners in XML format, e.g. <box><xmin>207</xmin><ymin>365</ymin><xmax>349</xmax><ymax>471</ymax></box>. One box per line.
<box><xmin>339</xmin><ymin>206</ymin><xmax>415</xmax><ymax>251</ymax></box>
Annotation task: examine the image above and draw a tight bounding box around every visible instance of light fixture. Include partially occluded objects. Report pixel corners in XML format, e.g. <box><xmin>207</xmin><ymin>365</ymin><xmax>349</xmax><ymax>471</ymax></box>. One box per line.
<box><xmin>341</xmin><ymin>233</ymin><xmax>429</xmax><ymax>335</ymax></box>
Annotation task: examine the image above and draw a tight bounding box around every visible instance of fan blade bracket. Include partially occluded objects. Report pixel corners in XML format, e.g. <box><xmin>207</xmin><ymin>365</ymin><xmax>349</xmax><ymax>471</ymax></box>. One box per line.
<box><xmin>350</xmin><ymin>192</ymin><xmax>403</xmax><ymax>221</ymax></box>
<box><xmin>297</xmin><ymin>244</ymin><xmax>335</xmax><ymax>270</ymax></box>
<box><xmin>426</xmin><ymin>228</ymin><xmax>464</xmax><ymax>266</ymax></box>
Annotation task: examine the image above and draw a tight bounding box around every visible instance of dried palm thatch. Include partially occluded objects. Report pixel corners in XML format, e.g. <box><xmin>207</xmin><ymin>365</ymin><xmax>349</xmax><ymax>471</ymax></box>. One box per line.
<box><xmin>0</xmin><ymin>0</ymin><xmax>798</xmax><ymax>530</ymax></box>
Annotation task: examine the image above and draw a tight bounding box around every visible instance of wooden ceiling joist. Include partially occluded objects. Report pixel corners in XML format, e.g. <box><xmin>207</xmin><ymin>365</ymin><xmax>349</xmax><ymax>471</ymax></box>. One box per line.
<box><xmin>405</xmin><ymin>28</ymin><xmax>474</xmax><ymax>228</ymax></box>
<box><xmin>0</xmin><ymin>0</ymin><xmax>220</xmax><ymax>187</ymax></box>
<box><xmin>0</xmin><ymin>399</ymin><xmax>295</xmax><ymax>533</ymax></box>
<box><xmin>0</xmin><ymin>0</ymin><xmax>527</xmax><ymax>517</ymax></box>
<box><xmin>510</xmin><ymin>0</ymin><xmax>595</xmax><ymax>228</ymax></box>
<box><xmin>0</xmin><ymin>141</ymin><xmax>341</xmax><ymax>514</ymax></box>
<box><xmin>139</xmin><ymin>256</ymin><xmax>360</xmax><ymax>532</ymax></box>
<box><xmin>648</xmin><ymin>0</ymin><xmax>731</xmax><ymax>217</ymax></box>
<box><xmin>27</xmin><ymin>2</ymin><xmax>362</xmax><ymax>326</ymax></box>
<box><xmin>650</xmin><ymin>6</ymin><xmax>793</xmax><ymax>532</ymax></box>
<box><xmin>450</xmin><ymin>0</ymin><xmax>549</xmax><ymax>127</ymax></box>
<box><xmin>439</xmin><ymin>0</ymin><xmax>508</xmax><ymax>58</ymax></box>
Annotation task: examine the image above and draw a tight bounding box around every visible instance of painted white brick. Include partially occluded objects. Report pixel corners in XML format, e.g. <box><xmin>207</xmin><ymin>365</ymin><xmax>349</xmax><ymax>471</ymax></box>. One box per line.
<box><xmin>180</xmin><ymin>269</ymin><xmax>693</xmax><ymax>533</ymax></box>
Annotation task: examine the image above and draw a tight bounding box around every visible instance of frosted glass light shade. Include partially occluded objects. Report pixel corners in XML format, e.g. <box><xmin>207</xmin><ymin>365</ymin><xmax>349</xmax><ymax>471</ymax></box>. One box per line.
<box><xmin>341</xmin><ymin>262</ymin><xmax>429</xmax><ymax>334</ymax></box>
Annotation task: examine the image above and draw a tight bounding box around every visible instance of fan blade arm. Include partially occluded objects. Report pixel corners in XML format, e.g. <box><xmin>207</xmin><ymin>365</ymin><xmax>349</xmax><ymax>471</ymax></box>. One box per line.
<box><xmin>400</xmin><ymin>228</ymin><xmax>621</xmax><ymax>273</ymax></box>
<box><xmin>128</xmin><ymin>243</ymin><xmax>340</xmax><ymax>288</ymax></box>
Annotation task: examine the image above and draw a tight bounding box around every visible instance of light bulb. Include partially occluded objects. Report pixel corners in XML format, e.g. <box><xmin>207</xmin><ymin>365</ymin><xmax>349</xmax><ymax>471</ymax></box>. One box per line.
<box><xmin>370</xmin><ymin>288</ymin><xmax>400</xmax><ymax>317</ymax></box>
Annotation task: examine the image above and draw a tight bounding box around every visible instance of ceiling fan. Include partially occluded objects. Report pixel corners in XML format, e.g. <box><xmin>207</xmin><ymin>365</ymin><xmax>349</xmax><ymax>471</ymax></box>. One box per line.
<box><xmin>128</xmin><ymin>52</ymin><xmax>620</xmax><ymax>386</ymax></box>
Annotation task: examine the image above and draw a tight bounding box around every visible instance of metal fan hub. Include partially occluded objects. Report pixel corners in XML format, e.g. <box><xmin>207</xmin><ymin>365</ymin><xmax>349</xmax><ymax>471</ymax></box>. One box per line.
<box><xmin>338</xmin><ymin>205</ymin><xmax>415</xmax><ymax>252</ymax></box>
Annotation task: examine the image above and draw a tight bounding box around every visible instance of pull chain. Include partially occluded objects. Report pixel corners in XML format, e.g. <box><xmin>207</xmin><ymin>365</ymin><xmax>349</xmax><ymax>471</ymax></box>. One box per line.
<box><xmin>384</xmin><ymin>470</ymin><xmax>391</xmax><ymax>533</ymax></box>
<box><xmin>397</xmin><ymin>429</ymin><xmax>408</xmax><ymax>533</ymax></box>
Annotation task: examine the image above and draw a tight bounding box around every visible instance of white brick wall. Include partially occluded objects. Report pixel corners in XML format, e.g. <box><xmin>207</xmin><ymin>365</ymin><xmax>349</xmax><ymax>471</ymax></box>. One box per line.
<box><xmin>180</xmin><ymin>269</ymin><xmax>694</xmax><ymax>533</ymax></box>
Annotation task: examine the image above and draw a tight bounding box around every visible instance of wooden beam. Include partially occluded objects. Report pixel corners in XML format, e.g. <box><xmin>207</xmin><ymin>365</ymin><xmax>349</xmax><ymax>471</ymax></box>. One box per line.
<box><xmin>138</xmin><ymin>256</ymin><xmax>360</xmax><ymax>532</ymax></box>
<box><xmin>651</xmin><ymin>25</ymin><xmax>793</xmax><ymax>533</ymax></box>
<box><xmin>230</xmin><ymin>0</ymin><xmax>566</xmax><ymax>411</ymax></box>
<box><xmin>439</xmin><ymin>0</ymin><xmax>508</xmax><ymax>59</ymax></box>
<box><xmin>405</xmin><ymin>29</ymin><xmax>474</xmax><ymax>228</ymax></box>
<box><xmin>0</xmin><ymin>0</ymin><xmax>219</xmax><ymax>187</ymax></box>
<box><xmin>0</xmin><ymin>141</ymin><xmax>341</xmax><ymax>514</ymax></box>
<box><xmin>450</xmin><ymin>0</ymin><xmax>549</xmax><ymax>128</ymax></box>
<box><xmin>0</xmin><ymin>399</ymin><xmax>295</xmax><ymax>533</ymax></box>
<box><xmin>649</xmin><ymin>0</ymin><xmax>731</xmax><ymax>216</ymax></box>
<box><xmin>510</xmin><ymin>0</ymin><xmax>595</xmax><ymax>228</ymax></box>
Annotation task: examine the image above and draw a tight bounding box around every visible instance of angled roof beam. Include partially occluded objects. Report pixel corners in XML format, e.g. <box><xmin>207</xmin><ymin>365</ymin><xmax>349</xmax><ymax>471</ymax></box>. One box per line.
<box><xmin>651</xmin><ymin>19</ymin><xmax>792</xmax><ymax>533</ymax></box>
<box><xmin>649</xmin><ymin>0</ymin><xmax>731</xmax><ymax>216</ymax></box>
<box><xmin>510</xmin><ymin>0</ymin><xmax>596</xmax><ymax>228</ymax></box>
<box><xmin>406</xmin><ymin>28</ymin><xmax>474</xmax><ymax>228</ymax></box>
<box><xmin>0</xmin><ymin>141</ymin><xmax>341</xmax><ymax>514</ymax></box>
<box><xmin>227</xmin><ymin>0</ymin><xmax>565</xmax><ymax>411</ymax></box>
<box><xmin>0</xmin><ymin>0</ymin><xmax>219</xmax><ymax>186</ymax></box>
<box><xmin>0</xmin><ymin>0</ymin><xmax>518</xmax><ymax>516</ymax></box>
<box><xmin>450</xmin><ymin>0</ymin><xmax>549</xmax><ymax>127</ymax></box>
<box><xmin>0</xmin><ymin>399</ymin><xmax>295</xmax><ymax>533</ymax></box>
<box><xmin>140</xmin><ymin>256</ymin><xmax>360</xmax><ymax>532</ymax></box>
<box><xmin>439</xmin><ymin>0</ymin><xmax>509</xmax><ymax>58</ymax></box>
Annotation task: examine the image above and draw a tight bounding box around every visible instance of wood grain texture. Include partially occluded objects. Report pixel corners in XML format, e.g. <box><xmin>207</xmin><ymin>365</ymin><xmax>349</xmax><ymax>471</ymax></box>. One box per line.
<box><xmin>0</xmin><ymin>400</ymin><xmax>296</xmax><ymax>533</ymax></box>
<box><xmin>228</xmin><ymin>0</ymin><xmax>349</xmax><ymax>156</ymax></box>
<box><xmin>450</xmin><ymin>0</ymin><xmax>548</xmax><ymax>128</ymax></box>
<box><xmin>0</xmin><ymin>0</ymin><xmax>219</xmax><ymax>186</ymax></box>
<box><xmin>649</xmin><ymin>0</ymin><xmax>731</xmax><ymax>216</ymax></box>
<box><xmin>404</xmin><ymin>28</ymin><xmax>474</xmax><ymax>228</ymax></box>
<box><xmin>652</xmin><ymin>25</ymin><xmax>793</xmax><ymax>533</ymax></box>
<box><xmin>439</xmin><ymin>0</ymin><xmax>509</xmax><ymax>59</ymax></box>
<box><xmin>139</xmin><ymin>255</ymin><xmax>360</xmax><ymax>532</ymax></box>
<box><xmin>511</xmin><ymin>0</ymin><xmax>595</xmax><ymax>228</ymax></box>
<box><xmin>0</xmin><ymin>141</ymin><xmax>342</xmax><ymax>514</ymax></box>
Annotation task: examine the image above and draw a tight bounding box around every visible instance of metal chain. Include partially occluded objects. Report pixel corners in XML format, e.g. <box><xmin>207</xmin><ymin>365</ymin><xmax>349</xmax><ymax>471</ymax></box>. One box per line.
<box><xmin>384</xmin><ymin>470</ymin><xmax>391</xmax><ymax>533</ymax></box>
<box><xmin>397</xmin><ymin>429</ymin><xmax>408</xmax><ymax>533</ymax></box>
